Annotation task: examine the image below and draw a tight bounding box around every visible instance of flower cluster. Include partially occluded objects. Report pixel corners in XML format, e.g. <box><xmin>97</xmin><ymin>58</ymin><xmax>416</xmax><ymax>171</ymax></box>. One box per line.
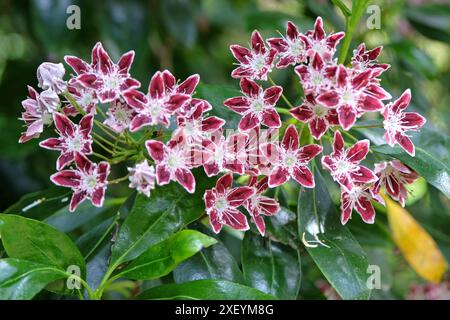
<box><xmin>225</xmin><ymin>17</ymin><xmax>425</xmax><ymax>226</ymax></box>
<box><xmin>19</xmin><ymin>16</ymin><xmax>427</xmax><ymax>235</ymax></box>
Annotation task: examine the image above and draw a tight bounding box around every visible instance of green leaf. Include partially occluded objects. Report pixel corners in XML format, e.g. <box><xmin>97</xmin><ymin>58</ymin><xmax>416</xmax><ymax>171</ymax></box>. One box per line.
<box><xmin>241</xmin><ymin>232</ymin><xmax>301</xmax><ymax>299</ymax></box>
<box><xmin>110</xmin><ymin>173</ymin><xmax>213</xmax><ymax>266</ymax></box>
<box><xmin>196</xmin><ymin>83</ymin><xmax>242</xmax><ymax>129</ymax></box>
<box><xmin>4</xmin><ymin>188</ymin><xmax>70</xmax><ymax>220</ymax></box>
<box><xmin>297</xmin><ymin>170</ymin><xmax>371</xmax><ymax>300</ymax></box>
<box><xmin>0</xmin><ymin>258</ymin><xmax>67</xmax><ymax>300</ymax></box>
<box><xmin>264</xmin><ymin>207</ymin><xmax>300</xmax><ymax>250</ymax></box>
<box><xmin>118</xmin><ymin>230</ymin><xmax>217</xmax><ymax>280</ymax></box>
<box><xmin>0</xmin><ymin>214</ymin><xmax>86</xmax><ymax>278</ymax></box>
<box><xmin>137</xmin><ymin>279</ymin><xmax>277</xmax><ymax>300</ymax></box>
<box><xmin>173</xmin><ymin>226</ymin><xmax>244</xmax><ymax>284</ymax></box>
<box><xmin>373</xmin><ymin>144</ymin><xmax>450</xmax><ymax>199</ymax></box>
<box><xmin>405</xmin><ymin>4</ymin><xmax>450</xmax><ymax>43</ymax></box>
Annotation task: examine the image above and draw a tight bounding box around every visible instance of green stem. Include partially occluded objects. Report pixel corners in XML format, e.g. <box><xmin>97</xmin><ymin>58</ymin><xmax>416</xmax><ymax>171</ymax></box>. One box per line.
<box><xmin>268</xmin><ymin>76</ymin><xmax>295</xmax><ymax>109</ymax></box>
<box><xmin>92</xmin><ymin>132</ymin><xmax>127</xmax><ymax>151</ymax></box>
<box><xmin>337</xmin><ymin>0</ymin><xmax>371</xmax><ymax>65</ymax></box>
<box><xmin>352</xmin><ymin>124</ymin><xmax>383</xmax><ymax>129</ymax></box>
<box><xmin>92</xmin><ymin>152</ymin><xmax>110</xmax><ymax>162</ymax></box>
<box><xmin>109</xmin><ymin>174</ymin><xmax>130</xmax><ymax>184</ymax></box>
<box><xmin>275</xmin><ymin>107</ymin><xmax>292</xmax><ymax>116</ymax></box>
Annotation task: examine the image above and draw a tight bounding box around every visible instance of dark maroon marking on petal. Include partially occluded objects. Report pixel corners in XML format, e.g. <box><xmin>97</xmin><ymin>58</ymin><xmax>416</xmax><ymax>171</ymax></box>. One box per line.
<box><xmin>175</xmin><ymin>168</ymin><xmax>196</xmax><ymax>193</ymax></box>
<box><xmin>230</xmin><ymin>45</ymin><xmax>251</xmax><ymax>64</ymax></box>
<box><xmin>227</xmin><ymin>186</ymin><xmax>255</xmax><ymax>207</ymax></box>
<box><xmin>401</xmin><ymin>112</ymin><xmax>426</xmax><ymax>129</ymax></box>
<box><xmin>290</xmin><ymin>105</ymin><xmax>313</xmax><ymax>122</ymax></box>
<box><xmin>117</xmin><ymin>51</ymin><xmax>135</xmax><ymax>74</ymax></box>
<box><xmin>64</xmin><ymin>56</ymin><xmax>90</xmax><ymax>75</ymax></box>
<box><xmin>145</xmin><ymin>140</ymin><xmax>166</xmax><ymax>162</ymax></box>
<box><xmin>91</xmin><ymin>186</ymin><xmax>106</xmax><ymax>207</ymax></box>
<box><xmin>222</xmin><ymin>208</ymin><xmax>250</xmax><ymax>231</ymax></box>
<box><xmin>355</xmin><ymin>196</ymin><xmax>375</xmax><ymax>224</ymax></box>
<box><xmin>297</xmin><ymin>144</ymin><xmax>323</xmax><ymax>163</ymax></box>
<box><xmin>50</xmin><ymin>170</ymin><xmax>81</xmax><ymax>188</ymax></box>
<box><xmin>54</xmin><ymin>112</ymin><xmax>76</xmax><ymax>138</ymax></box>
<box><xmin>337</xmin><ymin>104</ymin><xmax>357</xmax><ymax>130</ymax></box>
<box><xmin>263</xmin><ymin>86</ymin><xmax>283</xmax><ymax>105</ymax></box>
<box><xmin>292</xmin><ymin>165</ymin><xmax>315</xmax><ymax>188</ymax></box>
<box><xmin>240</xmin><ymin>78</ymin><xmax>261</xmax><ymax>98</ymax></box>
<box><xmin>178</xmin><ymin>74</ymin><xmax>200</xmax><ymax>95</ymax></box>
<box><xmin>161</xmin><ymin>70</ymin><xmax>176</xmax><ymax>91</ymax></box>
<box><xmin>317</xmin><ymin>91</ymin><xmax>339</xmax><ymax>107</ymax></box>
<box><xmin>56</xmin><ymin>152</ymin><xmax>75</xmax><ymax>170</ymax></box>
<box><xmin>69</xmin><ymin>190</ymin><xmax>87</xmax><ymax>212</ymax></box>
<box><xmin>309</xmin><ymin>117</ymin><xmax>328</xmax><ymax>140</ymax></box>
<box><xmin>268</xmin><ymin>166</ymin><xmax>290</xmax><ymax>188</ymax></box>
<box><xmin>261</xmin><ymin>109</ymin><xmax>281</xmax><ymax>128</ymax></box>
<box><xmin>239</xmin><ymin>112</ymin><xmax>259</xmax><ymax>131</ymax></box>
<box><xmin>313</xmin><ymin>17</ymin><xmax>325</xmax><ymax>40</ymax></box>
<box><xmin>148</xmin><ymin>71</ymin><xmax>164</xmax><ymax>99</ymax></box>
<box><xmin>251</xmin><ymin>30</ymin><xmax>266</xmax><ymax>54</ymax></box>
<box><xmin>39</xmin><ymin>138</ymin><xmax>64</xmax><ymax>150</ymax></box>
<box><xmin>223</xmin><ymin>97</ymin><xmax>251</xmax><ymax>114</ymax></box>
<box><xmin>396</xmin><ymin>133</ymin><xmax>415</xmax><ymax>156</ymax></box>
<box><xmin>347</xmin><ymin>139</ymin><xmax>370</xmax><ymax>162</ymax></box>
<box><xmin>208</xmin><ymin>209</ymin><xmax>223</xmax><ymax>234</ymax></box>
<box><xmin>216</xmin><ymin>172</ymin><xmax>233</xmax><ymax>194</ymax></box>
<box><xmin>281</xmin><ymin>124</ymin><xmax>299</xmax><ymax>151</ymax></box>
<box><xmin>391</xmin><ymin>89</ymin><xmax>411</xmax><ymax>113</ymax></box>
<box><xmin>156</xmin><ymin>164</ymin><xmax>171</xmax><ymax>185</ymax></box>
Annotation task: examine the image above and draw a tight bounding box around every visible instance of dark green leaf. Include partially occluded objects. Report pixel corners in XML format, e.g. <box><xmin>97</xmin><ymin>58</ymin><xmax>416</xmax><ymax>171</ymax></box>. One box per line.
<box><xmin>119</xmin><ymin>230</ymin><xmax>217</xmax><ymax>280</ymax></box>
<box><xmin>373</xmin><ymin>144</ymin><xmax>450</xmax><ymax>199</ymax></box>
<box><xmin>242</xmin><ymin>232</ymin><xmax>301</xmax><ymax>299</ymax></box>
<box><xmin>4</xmin><ymin>188</ymin><xmax>70</xmax><ymax>220</ymax></box>
<box><xmin>297</xmin><ymin>170</ymin><xmax>371</xmax><ymax>300</ymax></box>
<box><xmin>405</xmin><ymin>4</ymin><xmax>450</xmax><ymax>43</ymax></box>
<box><xmin>0</xmin><ymin>214</ymin><xmax>86</xmax><ymax>278</ymax></box>
<box><xmin>110</xmin><ymin>173</ymin><xmax>213</xmax><ymax>266</ymax></box>
<box><xmin>137</xmin><ymin>279</ymin><xmax>277</xmax><ymax>300</ymax></box>
<box><xmin>173</xmin><ymin>226</ymin><xmax>244</xmax><ymax>284</ymax></box>
<box><xmin>0</xmin><ymin>258</ymin><xmax>67</xmax><ymax>300</ymax></box>
<box><xmin>264</xmin><ymin>207</ymin><xmax>300</xmax><ymax>249</ymax></box>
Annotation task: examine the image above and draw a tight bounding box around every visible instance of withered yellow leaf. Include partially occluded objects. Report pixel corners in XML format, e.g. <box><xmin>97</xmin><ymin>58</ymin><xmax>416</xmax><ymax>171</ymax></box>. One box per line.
<box><xmin>384</xmin><ymin>195</ymin><xmax>447</xmax><ymax>283</ymax></box>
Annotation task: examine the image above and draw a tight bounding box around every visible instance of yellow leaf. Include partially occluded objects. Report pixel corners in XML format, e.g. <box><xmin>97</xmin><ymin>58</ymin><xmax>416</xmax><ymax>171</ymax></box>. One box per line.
<box><xmin>384</xmin><ymin>195</ymin><xmax>447</xmax><ymax>283</ymax></box>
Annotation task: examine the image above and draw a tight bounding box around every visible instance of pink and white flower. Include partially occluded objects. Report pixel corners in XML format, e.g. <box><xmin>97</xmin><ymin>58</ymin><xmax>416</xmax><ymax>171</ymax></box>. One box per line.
<box><xmin>204</xmin><ymin>173</ymin><xmax>255</xmax><ymax>233</ymax></box>
<box><xmin>382</xmin><ymin>89</ymin><xmax>426</xmax><ymax>156</ymax></box>
<box><xmin>261</xmin><ymin>124</ymin><xmax>323</xmax><ymax>188</ymax></box>
<box><xmin>244</xmin><ymin>176</ymin><xmax>280</xmax><ymax>236</ymax></box>
<box><xmin>103</xmin><ymin>98</ymin><xmax>136</xmax><ymax>133</ymax></box>
<box><xmin>224</xmin><ymin>78</ymin><xmax>282</xmax><ymax>131</ymax></box>
<box><xmin>19</xmin><ymin>86</ymin><xmax>59</xmax><ymax>143</ymax></box>
<box><xmin>201</xmin><ymin>131</ymin><xmax>249</xmax><ymax>177</ymax></box>
<box><xmin>62</xmin><ymin>79</ymin><xmax>98</xmax><ymax>116</ymax></box>
<box><xmin>290</xmin><ymin>94</ymin><xmax>339</xmax><ymax>139</ymax></box>
<box><xmin>128</xmin><ymin>160</ymin><xmax>157</xmax><ymax>197</ymax></box>
<box><xmin>316</xmin><ymin>64</ymin><xmax>390</xmax><ymax>130</ymax></box>
<box><xmin>50</xmin><ymin>153</ymin><xmax>110</xmax><ymax>212</ymax></box>
<box><xmin>304</xmin><ymin>17</ymin><xmax>345</xmax><ymax>62</ymax></box>
<box><xmin>64</xmin><ymin>42</ymin><xmax>140</xmax><ymax>103</ymax></box>
<box><xmin>230</xmin><ymin>30</ymin><xmax>277</xmax><ymax>81</ymax></box>
<box><xmin>295</xmin><ymin>53</ymin><xmax>335</xmax><ymax>95</ymax></box>
<box><xmin>37</xmin><ymin>62</ymin><xmax>67</xmax><ymax>94</ymax></box>
<box><xmin>373</xmin><ymin>160</ymin><xmax>419</xmax><ymax>207</ymax></box>
<box><xmin>321</xmin><ymin>130</ymin><xmax>378</xmax><ymax>190</ymax></box>
<box><xmin>145</xmin><ymin>138</ymin><xmax>196</xmax><ymax>193</ymax></box>
<box><xmin>340</xmin><ymin>183</ymin><xmax>383</xmax><ymax>225</ymax></box>
<box><xmin>123</xmin><ymin>70</ymin><xmax>192</xmax><ymax>131</ymax></box>
<box><xmin>173</xmin><ymin>100</ymin><xmax>225</xmax><ymax>145</ymax></box>
<box><xmin>267</xmin><ymin>21</ymin><xmax>308</xmax><ymax>68</ymax></box>
<box><xmin>39</xmin><ymin>112</ymin><xmax>93</xmax><ymax>170</ymax></box>
<box><xmin>351</xmin><ymin>43</ymin><xmax>390</xmax><ymax>77</ymax></box>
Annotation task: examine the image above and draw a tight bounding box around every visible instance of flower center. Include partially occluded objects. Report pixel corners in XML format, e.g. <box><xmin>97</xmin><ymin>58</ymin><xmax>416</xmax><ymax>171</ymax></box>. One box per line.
<box><xmin>251</xmin><ymin>98</ymin><xmax>265</xmax><ymax>113</ymax></box>
<box><xmin>251</xmin><ymin>54</ymin><xmax>267</xmax><ymax>72</ymax></box>
<box><xmin>341</xmin><ymin>89</ymin><xmax>355</xmax><ymax>104</ymax></box>
<box><xmin>311</xmin><ymin>71</ymin><xmax>324</xmax><ymax>87</ymax></box>
<box><xmin>313</xmin><ymin>103</ymin><xmax>328</xmax><ymax>118</ymax></box>
<box><xmin>289</xmin><ymin>40</ymin><xmax>304</xmax><ymax>56</ymax></box>
<box><xmin>166</xmin><ymin>151</ymin><xmax>184</xmax><ymax>169</ymax></box>
<box><xmin>104</xmin><ymin>74</ymin><xmax>120</xmax><ymax>90</ymax></box>
<box><xmin>335</xmin><ymin>158</ymin><xmax>352</xmax><ymax>175</ymax></box>
<box><xmin>283</xmin><ymin>152</ymin><xmax>297</xmax><ymax>168</ymax></box>
<box><xmin>214</xmin><ymin>197</ymin><xmax>228</xmax><ymax>212</ymax></box>
<box><xmin>383</xmin><ymin>113</ymin><xmax>403</xmax><ymax>133</ymax></box>
<box><xmin>81</xmin><ymin>173</ymin><xmax>98</xmax><ymax>192</ymax></box>
<box><xmin>312</xmin><ymin>40</ymin><xmax>327</xmax><ymax>55</ymax></box>
<box><xmin>66</xmin><ymin>134</ymin><xmax>83</xmax><ymax>152</ymax></box>
<box><xmin>79</xmin><ymin>92</ymin><xmax>94</xmax><ymax>107</ymax></box>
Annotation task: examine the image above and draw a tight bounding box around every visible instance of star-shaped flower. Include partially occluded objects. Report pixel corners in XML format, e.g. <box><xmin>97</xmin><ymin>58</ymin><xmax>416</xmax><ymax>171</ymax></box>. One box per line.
<box><xmin>103</xmin><ymin>98</ymin><xmax>136</xmax><ymax>133</ymax></box>
<box><xmin>261</xmin><ymin>124</ymin><xmax>323</xmax><ymax>188</ymax></box>
<box><xmin>145</xmin><ymin>138</ymin><xmax>196</xmax><ymax>193</ymax></box>
<box><xmin>316</xmin><ymin>65</ymin><xmax>390</xmax><ymax>130</ymax></box>
<box><xmin>340</xmin><ymin>183</ymin><xmax>383</xmax><ymax>225</ymax></box>
<box><xmin>321</xmin><ymin>130</ymin><xmax>378</xmax><ymax>190</ymax></box>
<box><xmin>224</xmin><ymin>78</ymin><xmax>282</xmax><ymax>131</ymax></box>
<box><xmin>304</xmin><ymin>17</ymin><xmax>345</xmax><ymax>62</ymax></box>
<box><xmin>373</xmin><ymin>160</ymin><xmax>419</xmax><ymax>207</ymax></box>
<box><xmin>204</xmin><ymin>173</ymin><xmax>255</xmax><ymax>233</ymax></box>
<box><xmin>290</xmin><ymin>94</ymin><xmax>339</xmax><ymax>139</ymax></box>
<box><xmin>382</xmin><ymin>89</ymin><xmax>426</xmax><ymax>156</ymax></box>
<box><xmin>65</xmin><ymin>42</ymin><xmax>140</xmax><ymax>103</ymax></box>
<box><xmin>230</xmin><ymin>30</ymin><xmax>277</xmax><ymax>81</ymax></box>
<box><xmin>123</xmin><ymin>70</ymin><xmax>193</xmax><ymax>131</ymax></box>
<box><xmin>39</xmin><ymin>112</ymin><xmax>94</xmax><ymax>170</ymax></box>
<box><xmin>267</xmin><ymin>21</ymin><xmax>309</xmax><ymax>68</ymax></box>
<box><xmin>244</xmin><ymin>176</ymin><xmax>280</xmax><ymax>236</ymax></box>
<box><xmin>50</xmin><ymin>153</ymin><xmax>110</xmax><ymax>212</ymax></box>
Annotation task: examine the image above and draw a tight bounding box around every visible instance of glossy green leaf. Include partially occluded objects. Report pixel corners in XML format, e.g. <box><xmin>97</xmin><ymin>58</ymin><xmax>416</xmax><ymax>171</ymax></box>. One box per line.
<box><xmin>173</xmin><ymin>226</ymin><xmax>244</xmax><ymax>284</ymax></box>
<box><xmin>118</xmin><ymin>230</ymin><xmax>217</xmax><ymax>280</ymax></box>
<box><xmin>373</xmin><ymin>144</ymin><xmax>450</xmax><ymax>199</ymax></box>
<box><xmin>137</xmin><ymin>279</ymin><xmax>277</xmax><ymax>300</ymax></box>
<box><xmin>0</xmin><ymin>214</ymin><xmax>86</xmax><ymax>278</ymax></box>
<box><xmin>110</xmin><ymin>173</ymin><xmax>213</xmax><ymax>266</ymax></box>
<box><xmin>0</xmin><ymin>258</ymin><xmax>67</xmax><ymax>300</ymax></box>
<box><xmin>242</xmin><ymin>232</ymin><xmax>301</xmax><ymax>299</ymax></box>
<box><xmin>4</xmin><ymin>188</ymin><xmax>70</xmax><ymax>220</ymax></box>
<box><xmin>264</xmin><ymin>207</ymin><xmax>300</xmax><ymax>250</ymax></box>
<box><xmin>297</xmin><ymin>170</ymin><xmax>371</xmax><ymax>300</ymax></box>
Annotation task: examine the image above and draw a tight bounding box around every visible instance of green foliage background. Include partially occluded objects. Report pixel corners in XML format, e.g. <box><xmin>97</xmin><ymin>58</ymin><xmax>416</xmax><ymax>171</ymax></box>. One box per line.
<box><xmin>0</xmin><ymin>0</ymin><xmax>449</xmax><ymax>300</ymax></box>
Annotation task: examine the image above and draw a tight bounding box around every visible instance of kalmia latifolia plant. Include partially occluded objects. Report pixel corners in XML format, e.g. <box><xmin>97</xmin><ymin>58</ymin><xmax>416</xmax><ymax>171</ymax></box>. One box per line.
<box><xmin>19</xmin><ymin>17</ymin><xmax>426</xmax><ymax>236</ymax></box>
<box><xmin>9</xmin><ymin>17</ymin><xmax>432</xmax><ymax>298</ymax></box>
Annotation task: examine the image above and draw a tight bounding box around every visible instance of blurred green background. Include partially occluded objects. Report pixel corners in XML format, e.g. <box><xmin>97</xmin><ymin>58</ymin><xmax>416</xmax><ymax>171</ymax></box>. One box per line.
<box><xmin>0</xmin><ymin>0</ymin><xmax>449</xmax><ymax>300</ymax></box>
